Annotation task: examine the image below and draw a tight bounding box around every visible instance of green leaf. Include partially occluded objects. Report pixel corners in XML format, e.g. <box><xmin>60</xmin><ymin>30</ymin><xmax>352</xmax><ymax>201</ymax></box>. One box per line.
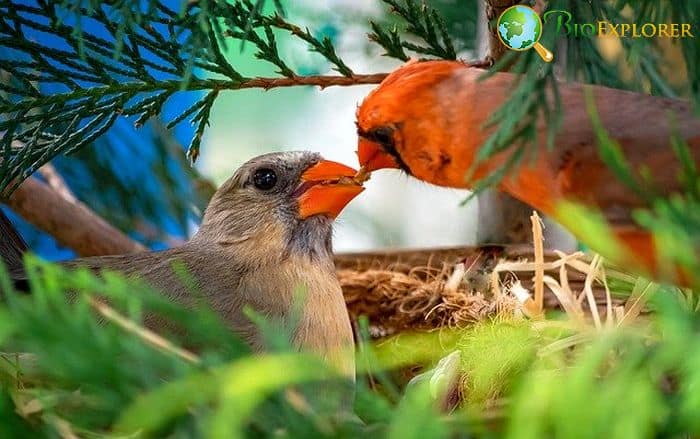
<box><xmin>115</xmin><ymin>353</ymin><xmax>334</xmax><ymax>437</ymax></box>
<box><xmin>555</xmin><ymin>200</ymin><xmax>625</xmax><ymax>263</ymax></box>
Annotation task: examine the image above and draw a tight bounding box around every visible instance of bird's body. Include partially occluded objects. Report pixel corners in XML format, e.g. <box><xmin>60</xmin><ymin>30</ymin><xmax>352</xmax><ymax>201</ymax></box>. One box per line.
<box><xmin>356</xmin><ymin>60</ymin><xmax>700</xmax><ymax>283</ymax></box>
<box><xmin>2</xmin><ymin>151</ymin><xmax>363</xmax><ymax>377</ymax></box>
<box><xmin>60</xmin><ymin>239</ymin><xmax>353</xmax><ymax>375</ymax></box>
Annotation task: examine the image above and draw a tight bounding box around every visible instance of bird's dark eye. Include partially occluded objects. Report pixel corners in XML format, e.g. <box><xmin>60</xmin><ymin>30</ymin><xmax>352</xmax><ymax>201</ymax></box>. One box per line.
<box><xmin>371</xmin><ymin>126</ymin><xmax>394</xmax><ymax>146</ymax></box>
<box><xmin>252</xmin><ymin>168</ymin><xmax>277</xmax><ymax>190</ymax></box>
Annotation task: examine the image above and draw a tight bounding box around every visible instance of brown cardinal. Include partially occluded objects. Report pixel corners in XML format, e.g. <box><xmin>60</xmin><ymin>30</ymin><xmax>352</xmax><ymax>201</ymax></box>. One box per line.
<box><xmin>2</xmin><ymin>151</ymin><xmax>363</xmax><ymax>377</ymax></box>
<box><xmin>356</xmin><ymin>60</ymin><xmax>700</xmax><ymax>285</ymax></box>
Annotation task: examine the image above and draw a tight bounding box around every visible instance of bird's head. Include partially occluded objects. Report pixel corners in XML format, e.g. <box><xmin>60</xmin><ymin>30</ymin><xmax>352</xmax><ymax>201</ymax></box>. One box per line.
<box><xmin>356</xmin><ymin>60</ymin><xmax>477</xmax><ymax>187</ymax></box>
<box><xmin>197</xmin><ymin>151</ymin><xmax>363</xmax><ymax>259</ymax></box>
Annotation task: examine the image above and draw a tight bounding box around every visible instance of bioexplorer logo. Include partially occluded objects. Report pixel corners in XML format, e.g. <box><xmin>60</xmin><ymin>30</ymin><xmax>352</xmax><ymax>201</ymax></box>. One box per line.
<box><xmin>497</xmin><ymin>5</ymin><xmax>695</xmax><ymax>62</ymax></box>
<box><xmin>543</xmin><ymin>10</ymin><xmax>695</xmax><ymax>39</ymax></box>
<box><xmin>497</xmin><ymin>5</ymin><xmax>553</xmax><ymax>62</ymax></box>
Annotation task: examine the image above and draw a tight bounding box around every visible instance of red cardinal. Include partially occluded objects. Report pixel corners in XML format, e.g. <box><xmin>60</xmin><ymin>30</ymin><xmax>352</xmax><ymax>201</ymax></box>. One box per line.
<box><xmin>356</xmin><ymin>60</ymin><xmax>700</xmax><ymax>285</ymax></box>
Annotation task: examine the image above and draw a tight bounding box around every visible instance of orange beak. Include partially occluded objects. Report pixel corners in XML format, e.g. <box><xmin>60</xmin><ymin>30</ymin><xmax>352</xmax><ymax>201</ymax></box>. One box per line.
<box><xmin>357</xmin><ymin>137</ymin><xmax>399</xmax><ymax>172</ymax></box>
<box><xmin>296</xmin><ymin>160</ymin><xmax>365</xmax><ymax>219</ymax></box>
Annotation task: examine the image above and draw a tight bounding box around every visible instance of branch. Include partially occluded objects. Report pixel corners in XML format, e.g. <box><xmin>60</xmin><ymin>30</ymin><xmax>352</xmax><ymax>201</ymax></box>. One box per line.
<box><xmin>3</xmin><ymin>177</ymin><xmax>145</xmax><ymax>257</ymax></box>
<box><xmin>37</xmin><ymin>163</ymin><xmax>77</xmax><ymax>204</ymax></box>
<box><xmin>484</xmin><ymin>0</ymin><xmax>517</xmax><ymax>64</ymax></box>
<box><xmin>231</xmin><ymin>74</ymin><xmax>389</xmax><ymax>90</ymax></box>
<box><xmin>39</xmin><ymin>161</ymin><xmax>188</xmax><ymax>247</ymax></box>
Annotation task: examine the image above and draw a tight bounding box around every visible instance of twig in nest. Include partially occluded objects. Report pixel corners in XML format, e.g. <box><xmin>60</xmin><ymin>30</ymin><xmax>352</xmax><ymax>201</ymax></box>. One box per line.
<box><xmin>582</xmin><ymin>255</ymin><xmax>603</xmax><ymax>330</ymax></box>
<box><xmin>531</xmin><ymin>211</ymin><xmax>545</xmax><ymax>318</ymax></box>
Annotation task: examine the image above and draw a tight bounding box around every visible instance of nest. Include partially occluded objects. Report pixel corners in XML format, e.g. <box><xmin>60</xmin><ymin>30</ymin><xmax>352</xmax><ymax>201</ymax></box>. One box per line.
<box><xmin>339</xmin><ymin>265</ymin><xmax>518</xmax><ymax>336</ymax></box>
<box><xmin>335</xmin><ymin>214</ymin><xmax>639</xmax><ymax>338</ymax></box>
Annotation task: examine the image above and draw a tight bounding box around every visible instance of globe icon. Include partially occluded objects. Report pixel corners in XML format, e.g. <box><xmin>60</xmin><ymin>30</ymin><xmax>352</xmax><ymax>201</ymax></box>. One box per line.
<box><xmin>497</xmin><ymin>5</ymin><xmax>553</xmax><ymax>62</ymax></box>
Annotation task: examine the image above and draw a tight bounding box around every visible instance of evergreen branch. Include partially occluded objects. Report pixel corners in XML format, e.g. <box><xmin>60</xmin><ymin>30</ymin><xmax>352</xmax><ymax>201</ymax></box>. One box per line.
<box><xmin>0</xmin><ymin>69</ymin><xmax>385</xmax><ymax>192</ymax></box>
<box><xmin>468</xmin><ymin>48</ymin><xmax>561</xmax><ymax>194</ymax></box>
<box><xmin>263</xmin><ymin>14</ymin><xmax>355</xmax><ymax>77</ymax></box>
<box><xmin>57</xmin><ymin>0</ymin><xmax>168</xmax><ymax>57</ymax></box>
<box><xmin>467</xmin><ymin>0</ymin><xmax>567</xmax><ymax>192</ymax></box>
<box><xmin>371</xmin><ymin>0</ymin><xmax>457</xmax><ymax>61</ymax></box>
<box><xmin>130</xmin><ymin>90</ymin><xmax>176</xmax><ymax>128</ymax></box>
<box><xmin>586</xmin><ymin>95</ymin><xmax>700</xmax><ymax>279</ymax></box>
<box><xmin>187</xmin><ymin>90</ymin><xmax>218</xmax><ymax>163</ymax></box>
<box><xmin>206</xmin><ymin>20</ymin><xmax>245</xmax><ymax>82</ymax></box>
<box><xmin>259</xmin><ymin>26</ymin><xmax>295</xmax><ymax>78</ymax></box>
<box><xmin>369</xmin><ymin>22</ymin><xmax>410</xmax><ymax>61</ymax></box>
<box><xmin>0</xmin><ymin>0</ymin><xmax>386</xmax><ymax>191</ymax></box>
<box><xmin>3</xmin><ymin>74</ymin><xmax>388</xmax><ymax>118</ymax></box>
<box><xmin>0</xmin><ymin>80</ymin><xmax>38</xmax><ymax>98</ymax></box>
<box><xmin>473</xmin><ymin>0</ymin><xmax>697</xmax><ymax>194</ymax></box>
<box><xmin>0</xmin><ymin>66</ymin><xmax>41</xmax><ymax>98</ymax></box>
<box><xmin>222</xmin><ymin>20</ymin><xmax>296</xmax><ymax>78</ymax></box>
<box><xmin>205</xmin><ymin>0</ymin><xmax>428</xmax><ymax>80</ymax></box>
<box><xmin>167</xmin><ymin>98</ymin><xmax>210</xmax><ymax>130</ymax></box>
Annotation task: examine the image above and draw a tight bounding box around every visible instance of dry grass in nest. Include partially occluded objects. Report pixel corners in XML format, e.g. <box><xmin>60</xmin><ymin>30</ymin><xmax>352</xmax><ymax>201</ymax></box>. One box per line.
<box><xmin>340</xmin><ymin>265</ymin><xmax>518</xmax><ymax>336</ymax></box>
<box><xmin>338</xmin><ymin>212</ymin><xmax>651</xmax><ymax>337</ymax></box>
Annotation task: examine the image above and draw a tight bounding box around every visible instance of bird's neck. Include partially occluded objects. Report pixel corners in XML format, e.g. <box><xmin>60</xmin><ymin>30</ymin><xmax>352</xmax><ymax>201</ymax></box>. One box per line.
<box><xmin>194</xmin><ymin>214</ymin><xmax>334</xmax><ymax>263</ymax></box>
<box><xmin>284</xmin><ymin>216</ymin><xmax>334</xmax><ymax>262</ymax></box>
<box><xmin>284</xmin><ymin>255</ymin><xmax>355</xmax><ymax>378</ymax></box>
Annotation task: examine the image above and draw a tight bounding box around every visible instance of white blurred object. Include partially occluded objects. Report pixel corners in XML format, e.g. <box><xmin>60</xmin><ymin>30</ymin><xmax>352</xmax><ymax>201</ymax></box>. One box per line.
<box><xmin>406</xmin><ymin>350</ymin><xmax>462</xmax><ymax>403</ymax></box>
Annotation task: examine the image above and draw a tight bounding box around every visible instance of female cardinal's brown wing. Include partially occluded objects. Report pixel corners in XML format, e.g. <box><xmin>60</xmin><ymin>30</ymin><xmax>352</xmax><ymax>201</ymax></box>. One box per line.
<box><xmin>61</xmin><ymin>247</ymin><xmax>250</xmax><ymax>316</ymax></box>
<box><xmin>0</xmin><ymin>209</ymin><xmax>29</xmax><ymax>292</ymax></box>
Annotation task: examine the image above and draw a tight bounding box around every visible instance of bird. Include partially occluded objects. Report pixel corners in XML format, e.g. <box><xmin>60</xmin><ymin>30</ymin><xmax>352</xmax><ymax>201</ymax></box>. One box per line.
<box><xmin>1</xmin><ymin>151</ymin><xmax>364</xmax><ymax>377</ymax></box>
<box><xmin>355</xmin><ymin>60</ymin><xmax>700</xmax><ymax>285</ymax></box>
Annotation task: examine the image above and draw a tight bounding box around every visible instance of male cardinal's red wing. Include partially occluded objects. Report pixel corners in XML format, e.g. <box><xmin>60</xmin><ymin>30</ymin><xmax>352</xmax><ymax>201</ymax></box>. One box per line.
<box><xmin>551</xmin><ymin>83</ymin><xmax>700</xmax><ymax>227</ymax></box>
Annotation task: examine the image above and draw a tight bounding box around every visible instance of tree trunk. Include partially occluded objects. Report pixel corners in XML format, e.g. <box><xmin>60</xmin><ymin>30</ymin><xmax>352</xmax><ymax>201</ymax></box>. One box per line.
<box><xmin>475</xmin><ymin>0</ymin><xmax>576</xmax><ymax>251</ymax></box>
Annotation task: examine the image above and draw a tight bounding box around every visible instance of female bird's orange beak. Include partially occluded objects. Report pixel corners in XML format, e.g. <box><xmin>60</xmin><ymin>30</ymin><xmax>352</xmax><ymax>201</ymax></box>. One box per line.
<box><xmin>296</xmin><ymin>160</ymin><xmax>365</xmax><ymax>219</ymax></box>
<box><xmin>357</xmin><ymin>137</ymin><xmax>399</xmax><ymax>172</ymax></box>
